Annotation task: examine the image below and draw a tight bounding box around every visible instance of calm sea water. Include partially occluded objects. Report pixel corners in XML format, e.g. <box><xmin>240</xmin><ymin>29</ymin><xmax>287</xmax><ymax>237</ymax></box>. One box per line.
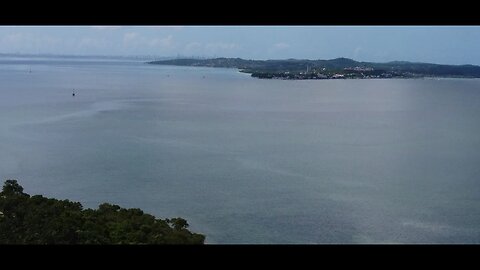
<box><xmin>1</xmin><ymin>57</ymin><xmax>480</xmax><ymax>243</ymax></box>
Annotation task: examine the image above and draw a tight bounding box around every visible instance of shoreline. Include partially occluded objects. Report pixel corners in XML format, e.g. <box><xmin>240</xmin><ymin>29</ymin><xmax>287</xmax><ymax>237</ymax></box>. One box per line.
<box><xmin>148</xmin><ymin>57</ymin><xmax>480</xmax><ymax>81</ymax></box>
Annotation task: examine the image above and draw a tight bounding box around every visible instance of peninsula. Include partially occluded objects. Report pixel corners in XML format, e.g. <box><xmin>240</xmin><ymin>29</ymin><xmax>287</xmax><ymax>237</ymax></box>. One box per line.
<box><xmin>148</xmin><ymin>57</ymin><xmax>480</xmax><ymax>80</ymax></box>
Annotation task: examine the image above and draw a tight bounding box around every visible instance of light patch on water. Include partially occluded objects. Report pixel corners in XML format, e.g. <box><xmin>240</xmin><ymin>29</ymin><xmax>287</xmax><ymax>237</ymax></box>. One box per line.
<box><xmin>326</xmin><ymin>193</ymin><xmax>362</xmax><ymax>203</ymax></box>
<box><xmin>351</xmin><ymin>234</ymin><xmax>377</xmax><ymax>243</ymax></box>
<box><xmin>401</xmin><ymin>220</ymin><xmax>454</xmax><ymax>234</ymax></box>
<box><xmin>18</xmin><ymin>100</ymin><xmax>130</xmax><ymax>126</ymax></box>
<box><xmin>237</xmin><ymin>158</ymin><xmax>319</xmax><ymax>181</ymax></box>
<box><xmin>134</xmin><ymin>136</ymin><xmax>231</xmax><ymax>155</ymax></box>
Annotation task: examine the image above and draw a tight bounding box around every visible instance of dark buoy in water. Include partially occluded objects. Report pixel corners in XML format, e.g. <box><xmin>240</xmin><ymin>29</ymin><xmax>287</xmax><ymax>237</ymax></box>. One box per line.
<box><xmin>72</xmin><ymin>89</ymin><xmax>75</xmax><ymax>97</ymax></box>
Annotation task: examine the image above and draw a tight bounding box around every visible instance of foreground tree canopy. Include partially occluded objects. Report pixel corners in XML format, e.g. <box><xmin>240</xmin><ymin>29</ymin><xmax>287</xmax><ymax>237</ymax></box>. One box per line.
<box><xmin>0</xmin><ymin>180</ymin><xmax>205</xmax><ymax>244</ymax></box>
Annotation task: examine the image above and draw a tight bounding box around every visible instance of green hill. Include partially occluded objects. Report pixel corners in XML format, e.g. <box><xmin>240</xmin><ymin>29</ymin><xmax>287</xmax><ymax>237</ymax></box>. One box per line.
<box><xmin>0</xmin><ymin>180</ymin><xmax>205</xmax><ymax>244</ymax></box>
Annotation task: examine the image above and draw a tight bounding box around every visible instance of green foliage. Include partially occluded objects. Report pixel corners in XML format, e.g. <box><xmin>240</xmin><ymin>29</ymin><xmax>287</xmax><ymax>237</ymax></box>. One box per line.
<box><xmin>2</xmin><ymin>179</ymin><xmax>27</xmax><ymax>196</ymax></box>
<box><xmin>0</xmin><ymin>180</ymin><xmax>205</xmax><ymax>244</ymax></box>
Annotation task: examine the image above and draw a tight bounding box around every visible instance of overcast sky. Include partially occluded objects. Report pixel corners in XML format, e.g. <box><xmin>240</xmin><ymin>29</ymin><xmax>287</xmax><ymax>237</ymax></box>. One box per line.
<box><xmin>1</xmin><ymin>26</ymin><xmax>480</xmax><ymax>65</ymax></box>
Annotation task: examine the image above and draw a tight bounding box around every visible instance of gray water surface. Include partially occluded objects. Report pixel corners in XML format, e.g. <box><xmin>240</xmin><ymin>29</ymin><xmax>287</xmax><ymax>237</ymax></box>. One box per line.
<box><xmin>1</xmin><ymin>58</ymin><xmax>480</xmax><ymax>243</ymax></box>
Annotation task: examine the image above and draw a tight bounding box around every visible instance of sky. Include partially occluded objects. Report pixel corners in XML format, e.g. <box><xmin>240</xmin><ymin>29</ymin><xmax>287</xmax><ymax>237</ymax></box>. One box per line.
<box><xmin>1</xmin><ymin>26</ymin><xmax>480</xmax><ymax>65</ymax></box>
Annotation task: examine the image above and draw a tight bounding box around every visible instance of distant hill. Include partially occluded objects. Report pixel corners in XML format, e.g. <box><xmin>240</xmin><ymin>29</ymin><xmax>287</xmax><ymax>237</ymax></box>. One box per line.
<box><xmin>149</xmin><ymin>57</ymin><xmax>480</xmax><ymax>79</ymax></box>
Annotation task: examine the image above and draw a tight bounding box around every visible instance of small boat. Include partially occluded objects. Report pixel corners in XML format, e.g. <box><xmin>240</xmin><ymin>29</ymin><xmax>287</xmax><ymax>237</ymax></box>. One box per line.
<box><xmin>72</xmin><ymin>90</ymin><xmax>75</xmax><ymax>97</ymax></box>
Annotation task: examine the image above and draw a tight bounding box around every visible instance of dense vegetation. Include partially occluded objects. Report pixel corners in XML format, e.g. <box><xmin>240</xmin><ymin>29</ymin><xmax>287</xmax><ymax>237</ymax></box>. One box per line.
<box><xmin>0</xmin><ymin>180</ymin><xmax>205</xmax><ymax>244</ymax></box>
<box><xmin>149</xmin><ymin>57</ymin><xmax>480</xmax><ymax>79</ymax></box>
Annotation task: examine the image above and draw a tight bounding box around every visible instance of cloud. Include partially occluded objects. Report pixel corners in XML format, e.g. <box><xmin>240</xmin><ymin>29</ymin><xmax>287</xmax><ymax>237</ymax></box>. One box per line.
<box><xmin>374</xmin><ymin>50</ymin><xmax>391</xmax><ymax>60</ymax></box>
<box><xmin>0</xmin><ymin>33</ymin><xmax>61</xmax><ymax>53</ymax></box>
<box><xmin>2</xmin><ymin>33</ymin><xmax>24</xmax><ymax>43</ymax></box>
<box><xmin>273</xmin><ymin>42</ymin><xmax>290</xmax><ymax>49</ymax></box>
<box><xmin>148</xmin><ymin>35</ymin><xmax>174</xmax><ymax>49</ymax></box>
<box><xmin>185</xmin><ymin>42</ymin><xmax>202</xmax><ymax>51</ymax></box>
<box><xmin>183</xmin><ymin>42</ymin><xmax>204</xmax><ymax>56</ymax></box>
<box><xmin>1</xmin><ymin>33</ymin><xmax>59</xmax><ymax>45</ymax></box>
<box><xmin>153</xmin><ymin>26</ymin><xmax>184</xmax><ymax>30</ymax></box>
<box><xmin>123</xmin><ymin>32</ymin><xmax>138</xmax><ymax>44</ymax></box>
<box><xmin>353</xmin><ymin>47</ymin><xmax>362</xmax><ymax>59</ymax></box>
<box><xmin>78</xmin><ymin>37</ymin><xmax>108</xmax><ymax>49</ymax></box>
<box><xmin>182</xmin><ymin>42</ymin><xmax>240</xmax><ymax>56</ymax></box>
<box><xmin>120</xmin><ymin>32</ymin><xmax>176</xmax><ymax>53</ymax></box>
<box><xmin>90</xmin><ymin>26</ymin><xmax>122</xmax><ymax>30</ymax></box>
<box><xmin>267</xmin><ymin>42</ymin><xmax>291</xmax><ymax>57</ymax></box>
<box><xmin>205</xmin><ymin>42</ymin><xmax>239</xmax><ymax>51</ymax></box>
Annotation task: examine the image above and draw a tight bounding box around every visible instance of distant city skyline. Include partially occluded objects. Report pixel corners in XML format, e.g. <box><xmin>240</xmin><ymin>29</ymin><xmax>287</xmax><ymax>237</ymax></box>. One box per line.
<box><xmin>1</xmin><ymin>26</ymin><xmax>480</xmax><ymax>65</ymax></box>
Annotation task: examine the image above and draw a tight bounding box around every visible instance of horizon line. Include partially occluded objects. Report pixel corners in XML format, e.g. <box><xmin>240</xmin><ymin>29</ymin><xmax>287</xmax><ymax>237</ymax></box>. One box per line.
<box><xmin>0</xmin><ymin>52</ymin><xmax>478</xmax><ymax>66</ymax></box>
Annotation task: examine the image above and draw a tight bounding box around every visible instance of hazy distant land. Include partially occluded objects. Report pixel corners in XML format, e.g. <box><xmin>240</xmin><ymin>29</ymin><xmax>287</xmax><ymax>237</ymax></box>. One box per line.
<box><xmin>148</xmin><ymin>57</ymin><xmax>480</xmax><ymax>80</ymax></box>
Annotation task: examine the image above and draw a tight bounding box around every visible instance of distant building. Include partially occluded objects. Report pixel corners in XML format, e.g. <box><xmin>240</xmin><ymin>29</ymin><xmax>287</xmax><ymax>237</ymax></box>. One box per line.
<box><xmin>344</xmin><ymin>66</ymin><xmax>374</xmax><ymax>72</ymax></box>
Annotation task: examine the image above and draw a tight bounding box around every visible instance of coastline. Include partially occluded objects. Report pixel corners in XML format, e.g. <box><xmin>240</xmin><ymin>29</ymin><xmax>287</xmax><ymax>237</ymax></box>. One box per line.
<box><xmin>148</xmin><ymin>57</ymin><xmax>480</xmax><ymax>81</ymax></box>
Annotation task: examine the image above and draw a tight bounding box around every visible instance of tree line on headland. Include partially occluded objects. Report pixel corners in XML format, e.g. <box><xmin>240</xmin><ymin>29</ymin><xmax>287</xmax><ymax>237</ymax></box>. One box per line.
<box><xmin>149</xmin><ymin>57</ymin><xmax>480</xmax><ymax>80</ymax></box>
<box><xmin>0</xmin><ymin>180</ymin><xmax>205</xmax><ymax>244</ymax></box>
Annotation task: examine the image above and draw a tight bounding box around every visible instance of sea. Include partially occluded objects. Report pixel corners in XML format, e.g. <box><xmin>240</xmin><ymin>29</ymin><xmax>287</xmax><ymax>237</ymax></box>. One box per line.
<box><xmin>1</xmin><ymin>56</ymin><xmax>480</xmax><ymax>243</ymax></box>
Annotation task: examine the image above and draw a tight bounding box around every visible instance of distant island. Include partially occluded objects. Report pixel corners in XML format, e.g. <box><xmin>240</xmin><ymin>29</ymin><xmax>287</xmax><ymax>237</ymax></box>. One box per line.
<box><xmin>148</xmin><ymin>57</ymin><xmax>480</xmax><ymax>80</ymax></box>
